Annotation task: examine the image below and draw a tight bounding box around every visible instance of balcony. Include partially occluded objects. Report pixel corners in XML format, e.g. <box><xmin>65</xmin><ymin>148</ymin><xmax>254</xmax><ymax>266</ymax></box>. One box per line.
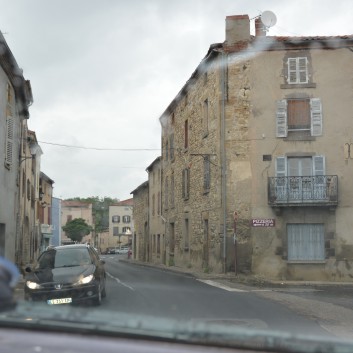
<box><xmin>268</xmin><ymin>175</ymin><xmax>338</xmax><ymax>207</ymax></box>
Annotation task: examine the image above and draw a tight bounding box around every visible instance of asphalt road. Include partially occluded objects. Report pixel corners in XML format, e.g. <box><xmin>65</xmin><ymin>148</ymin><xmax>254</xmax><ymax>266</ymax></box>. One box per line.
<box><xmin>16</xmin><ymin>255</ymin><xmax>353</xmax><ymax>338</ymax></box>
<box><xmin>100</xmin><ymin>254</ymin><xmax>330</xmax><ymax>337</ymax></box>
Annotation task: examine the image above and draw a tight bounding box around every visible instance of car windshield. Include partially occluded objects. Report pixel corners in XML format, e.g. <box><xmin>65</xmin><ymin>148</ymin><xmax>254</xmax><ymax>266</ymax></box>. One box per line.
<box><xmin>37</xmin><ymin>249</ymin><xmax>92</xmax><ymax>269</ymax></box>
<box><xmin>2</xmin><ymin>1</ymin><xmax>353</xmax><ymax>352</ymax></box>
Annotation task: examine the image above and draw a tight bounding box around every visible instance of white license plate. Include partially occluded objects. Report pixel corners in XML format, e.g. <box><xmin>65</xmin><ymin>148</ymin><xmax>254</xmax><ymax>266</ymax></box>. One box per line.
<box><xmin>47</xmin><ymin>298</ymin><xmax>72</xmax><ymax>305</ymax></box>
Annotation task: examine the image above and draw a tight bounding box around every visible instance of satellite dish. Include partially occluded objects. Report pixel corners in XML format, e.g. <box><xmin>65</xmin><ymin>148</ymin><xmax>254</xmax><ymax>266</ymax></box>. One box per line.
<box><xmin>260</xmin><ymin>11</ymin><xmax>277</xmax><ymax>28</ymax></box>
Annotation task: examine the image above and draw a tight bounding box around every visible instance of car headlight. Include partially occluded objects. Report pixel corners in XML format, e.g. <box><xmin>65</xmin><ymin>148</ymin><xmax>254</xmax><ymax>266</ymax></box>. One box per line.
<box><xmin>74</xmin><ymin>274</ymin><xmax>94</xmax><ymax>286</ymax></box>
<box><xmin>26</xmin><ymin>281</ymin><xmax>42</xmax><ymax>290</ymax></box>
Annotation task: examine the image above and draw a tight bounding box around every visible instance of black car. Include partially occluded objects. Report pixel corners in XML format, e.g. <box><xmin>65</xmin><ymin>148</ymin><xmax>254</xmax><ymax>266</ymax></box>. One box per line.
<box><xmin>24</xmin><ymin>244</ymin><xmax>106</xmax><ymax>305</ymax></box>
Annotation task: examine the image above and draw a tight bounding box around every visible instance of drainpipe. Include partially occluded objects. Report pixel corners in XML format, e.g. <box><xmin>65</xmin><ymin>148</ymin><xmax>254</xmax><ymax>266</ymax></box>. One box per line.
<box><xmin>220</xmin><ymin>51</ymin><xmax>227</xmax><ymax>273</ymax></box>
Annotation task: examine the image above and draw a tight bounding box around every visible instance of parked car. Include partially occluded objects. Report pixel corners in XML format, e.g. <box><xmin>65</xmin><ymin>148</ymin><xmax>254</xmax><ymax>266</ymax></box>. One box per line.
<box><xmin>24</xmin><ymin>244</ymin><xmax>106</xmax><ymax>305</ymax></box>
<box><xmin>106</xmin><ymin>248</ymin><xmax>116</xmax><ymax>254</ymax></box>
<box><xmin>116</xmin><ymin>246</ymin><xmax>129</xmax><ymax>254</ymax></box>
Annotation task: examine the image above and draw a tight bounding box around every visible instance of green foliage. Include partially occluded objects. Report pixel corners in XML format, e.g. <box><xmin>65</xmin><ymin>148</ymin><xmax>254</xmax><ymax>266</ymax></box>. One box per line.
<box><xmin>62</xmin><ymin>218</ymin><xmax>93</xmax><ymax>243</ymax></box>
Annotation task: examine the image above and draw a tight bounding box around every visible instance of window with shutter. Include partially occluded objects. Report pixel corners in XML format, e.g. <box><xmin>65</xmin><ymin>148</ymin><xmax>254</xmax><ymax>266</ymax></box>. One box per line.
<box><xmin>170</xmin><ymin>173</ymin><xmax>175</xmax><ymax>208</ymax></box>
<box><xmin>276</xmin><ymin>156</ymin><xmax>325</xmax><ymax>177</ymax></box>
<box><xmin>182</xmin><ymin>168</ymin><xmax>190</xmax><ymax>200</ymax></box>
<box><xmin>164</xmin><ymin>177</ymin><xmax>169</xmax><ymax>210</ymax></box>
<box><xmin>276</xmin><ymin>98</ymin><xmax>322</xmax><ymax>138</ymax></box>
<box><xmin>287</xmin><ymin>57</ymin><xmax>308</xmax><ymax>84</ymax></box>
<box><xmin>287</xmin><ymin>224</ymin><xmax>325</xmax><ymax>261</ymax></box>
<box><xmin>203</xmin><ymin>156</ymin><xmax>210</xmax><ymax>191</ymax></box>
<box><xmin>5</xmin><ymin>116</ymin><xmax>14</xmax><ymax>167</ymax></box>
<box><xmin>169</xmin><ymin>133</ymin><xmax>174</xmax><ymax>161</ymax></box>
<box><xmin>202</xmin><ymin>99</ymin><xmax>209</xmax><ymax>137</ymax></box>
<box><xmin>112</xmin><ymin>215</ymin><xmax>120</xmax><ymax>223</ymax></box>
<box><xmin>184</xmin><ymin>120</ymin><xmax>189</xmax><ymax>149</ymax></box>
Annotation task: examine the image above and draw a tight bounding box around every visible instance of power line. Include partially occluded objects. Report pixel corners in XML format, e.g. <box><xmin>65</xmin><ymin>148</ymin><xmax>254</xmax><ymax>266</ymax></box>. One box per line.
<box><xmin>37</xmin><ymin>140</ymin><xmax>160</xmax><ymax>151</ymax></box>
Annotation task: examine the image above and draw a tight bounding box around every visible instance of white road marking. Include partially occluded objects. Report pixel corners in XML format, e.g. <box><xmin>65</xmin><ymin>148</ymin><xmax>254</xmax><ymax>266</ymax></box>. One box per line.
<box><xmin>197</xmin><ymin>279</ymin><xmax>246</xmax><ymax>292</ymax></box>
<box><xmin>106</xmin><ymin>272</ymin><xmax>135</xmax><ymax>291</ymax></box>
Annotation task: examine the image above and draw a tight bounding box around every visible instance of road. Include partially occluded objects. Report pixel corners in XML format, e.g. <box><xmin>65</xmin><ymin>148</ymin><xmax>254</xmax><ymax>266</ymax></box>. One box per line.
<box><xmin>100</xmin><ymin>254</ymin><xmax>331</xmax><ymax>337</ymax></box>
<box><xmin>15</xmin><ymin>255</ymin><xmax>353</xmax><ymax>339</ymax></box>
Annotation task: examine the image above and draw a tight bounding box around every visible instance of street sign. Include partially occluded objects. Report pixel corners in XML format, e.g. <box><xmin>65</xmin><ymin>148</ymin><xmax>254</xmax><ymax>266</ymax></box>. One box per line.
<box><xmin>251</xmin><ymin>219</ymin><xmax>275</xmax><ymax>227</ymax></box>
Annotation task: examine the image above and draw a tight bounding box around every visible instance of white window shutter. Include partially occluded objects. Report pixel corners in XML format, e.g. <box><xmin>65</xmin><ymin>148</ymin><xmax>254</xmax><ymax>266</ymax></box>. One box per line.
<box><xmin>276</xmin><ymin>100</ymin><xmax>287</xmax><ymax>137</ymax></box>
<box><xmin>287</xmin><ymin>58</ymin><xmax>297</xmax><ymax>83</ymax></box>
<box><xmin>276</xmin><ymin>157</ymin><xmax>287</xmax><ymax>177</ymax></box>
<box><xmin>310</xmin><ymin>98</ymin><xmax>322</xmax><ymax>136</ymax></box>
<box><xmin>298</xmin><ymin>57</ymin><xmax>308</xmax><ymax>83</ymax></box>
<box><xmin>313</xmin><ymin>155</ymin><xmax>325</xmax><ymax>175</ymax></box>
<box><xmin>5</xmin><ymin>116</ymin><xmax>14</xmax><ymax>166</ymax></box>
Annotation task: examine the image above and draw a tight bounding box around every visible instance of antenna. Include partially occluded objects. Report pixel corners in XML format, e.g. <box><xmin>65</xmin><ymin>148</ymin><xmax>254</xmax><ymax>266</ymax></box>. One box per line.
<box><xmin>260</xmin><ymin>11</ymin><xmax>277</xmax><ymax>29</ymax></box>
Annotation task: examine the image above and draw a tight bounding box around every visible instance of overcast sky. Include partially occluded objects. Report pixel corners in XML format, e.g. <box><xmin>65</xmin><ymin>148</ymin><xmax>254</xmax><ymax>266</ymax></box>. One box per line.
<box><xmin>1</xmin><ymin>0</ymin><xmax>353</xmax><ymax>201</ymax></box>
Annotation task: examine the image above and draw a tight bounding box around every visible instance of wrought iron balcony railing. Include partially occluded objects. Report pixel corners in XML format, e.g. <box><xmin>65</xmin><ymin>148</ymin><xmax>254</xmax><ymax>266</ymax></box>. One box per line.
<box><xmin>268</xmin><ymin>175</ymin><xmax>338</xmax><ymax>207</ymax></box>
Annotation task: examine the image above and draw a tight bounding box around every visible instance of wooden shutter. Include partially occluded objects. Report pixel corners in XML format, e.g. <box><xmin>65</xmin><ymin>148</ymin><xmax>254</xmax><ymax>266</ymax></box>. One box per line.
<box><xmin>276</xmin><ymin>157</ymin><xmax>287</xmax><ymax>177</ymax></box>
<box><xmin>276</xmin><ymin>100</ymin><xmax>287</xmax><ymax>137</ymax></box>
<box><xmin>310</xmin><ymin>98</ymin><xmax>322</xmax><ymax>136</ymax></box>
<box><xmin>5</xmin><ymin>116</ymin><xmax>14</xmax><ymax>166</ymax></box>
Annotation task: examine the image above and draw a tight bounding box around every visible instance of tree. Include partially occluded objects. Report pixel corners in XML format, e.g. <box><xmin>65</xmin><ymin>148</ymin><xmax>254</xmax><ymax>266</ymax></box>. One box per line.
<box><xmin>62</xmin><ymin>218</ymin><xmax>93</xmax><ymax>243</ymax></box>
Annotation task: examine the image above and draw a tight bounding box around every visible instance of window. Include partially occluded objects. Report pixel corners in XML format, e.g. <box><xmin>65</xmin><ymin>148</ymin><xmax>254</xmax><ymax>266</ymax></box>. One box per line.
<box><xmin>184</xmin><ymin>218</ymin><xmax>189</xmax><ymax>250</ymax></box>
<box><xmin>67</xmin><ymin>215</ymin><xmax>72</xmax><ymax>222</ymax></box>
<box><xmin>165</xmin><ymin>139</ymin><xmax>169</xmax><ymax>161</ymax></box>
<box><xmin>122</xmin><ymin>226</ymin><xmax>131</xmax><ymax>233</ymax></box>
<box><xmin>113</xmin><ymin>227</ymin><xmax>119</xmax><ymax>236</ymax></box>
<box><xmin>152</xmin><ymin>194</ymin><xmax>155</xmax><ymax>216</ymax></box>
<box><xmin>203</xmin><ymin>156</ymin><xmax>210</xmax><ymax>192</ymax></box>
<box><xmin>184</xmin><ymin>120</ymin><xmax>189</xmax><ymax>149</ymax></box>
<box><xmin>276</xmin><ymin>98</ymin><xmax>322</xmax><ymax>137</ymax></box>
<box><xmin>275</xmin><ymin>156</ymin><xmax>327</xmax><ymax>201</ymax></box>
<box><xmin>5</xmin><ymin>116</ymin><xmax>14</xmax><ymax>167</ymax></box>
<box><xmin>182</xmin><ymin>168</ymin><xmax>190</xmax><ymax>200</ymax></box>
<box><xmin>170</xmin><ymin>172</ymin><xmax>175</xmax><ymax>208</ymax></box>
<box><xmin>169</xmin><ymin>133</ymin><xmax>174</xmax><ymax>160</ymax></box>
<box><xmin>287</xmin><ymin>57</ymin><xmax>308</xmax><ymax>84</ymax></box>
<box><xmin>157</xmin><ymin>234</ymin><xmax>160</xmax><ymax>255</ymax></box>
<box><xmin>164</xmin><ymin>176</ymin><xmax>169</xmax><ymax>210</ymax></box>
<box><xmin>22</xmin><ymin>171</ymin><xmax>26</xmax><ymax>197</ymax></box>
<box><xmin>287</xmin><ymin>224</ymin><xmax>325</xmax><ymax>261</ymax></box>
<box><xmin>202</xmin><ymin>99</ymin><xmax>209</xmax><ymax>137</ymax></box>
<box><xmin>26</xmin><ymin>179</ymin><xmax>30</xmax><ymax>200</ymax></box>
<box><xmin>157</xmin><ymin>191</ymin><xmax>160</xmax><ymax>215</ymax></box>
<box><xmin>122</xmin><ymin>215</ymin><xmax>131</xmax><ymax>223</ymax></box>
<box><xmin>276</xmin><ymin>156</ymin><xmax>325</xmax><ymax>177</ymax></box>
<box><xmin>112</xmin><ymin>215</ymin><xmax>120</xmax><ymax>223</ymax></box>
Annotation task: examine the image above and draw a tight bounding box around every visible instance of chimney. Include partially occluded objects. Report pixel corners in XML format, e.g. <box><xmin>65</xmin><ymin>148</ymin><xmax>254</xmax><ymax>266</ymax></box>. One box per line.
<box><xmin>225</xmin><ymin>15</ymin><xmax>250</xmax><ymax>46</ymax></box>
<box><xmin>255</xmin><ymin>17</ymin><xmax>266</xmax><ymax>37</ymax></box>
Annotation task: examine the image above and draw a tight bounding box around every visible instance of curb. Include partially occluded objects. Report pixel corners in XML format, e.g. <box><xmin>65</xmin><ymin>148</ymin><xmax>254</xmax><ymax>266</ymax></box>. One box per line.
<box><xmin>118</xmin><ymin>258</ymin><xmax>353</xmax><ymax>288</ymax></box>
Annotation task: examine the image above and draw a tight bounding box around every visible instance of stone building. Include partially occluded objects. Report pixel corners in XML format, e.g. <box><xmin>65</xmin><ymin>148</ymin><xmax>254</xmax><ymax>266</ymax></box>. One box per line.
<box><xmin>146</xmin><ymin>157</ymin><xmax>165</xmax><ymax>264</ymax></box>
<box><xmin>156</xmin><ymin>14</ymin><xmax>353</xmax><ymax>281</ymax></box>
<box><xmin>130</xmin><ymin>181</ymin><xmax>149</xmax><ymax>261</ymax></box>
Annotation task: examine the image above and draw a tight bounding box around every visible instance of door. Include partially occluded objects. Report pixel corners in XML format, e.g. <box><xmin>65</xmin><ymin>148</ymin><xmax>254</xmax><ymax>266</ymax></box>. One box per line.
<box><xmin>287</xmin><ymin>157</ymin><xmax>312</xmax><ymax>200</ymax></box>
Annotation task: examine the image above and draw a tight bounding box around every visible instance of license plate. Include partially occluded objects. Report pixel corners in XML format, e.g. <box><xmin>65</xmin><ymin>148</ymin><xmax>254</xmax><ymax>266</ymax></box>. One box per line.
<box><xmin>47</xmin><ymin>298</ymin><xmax>72</xmax><ymax>305</ymax></box>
